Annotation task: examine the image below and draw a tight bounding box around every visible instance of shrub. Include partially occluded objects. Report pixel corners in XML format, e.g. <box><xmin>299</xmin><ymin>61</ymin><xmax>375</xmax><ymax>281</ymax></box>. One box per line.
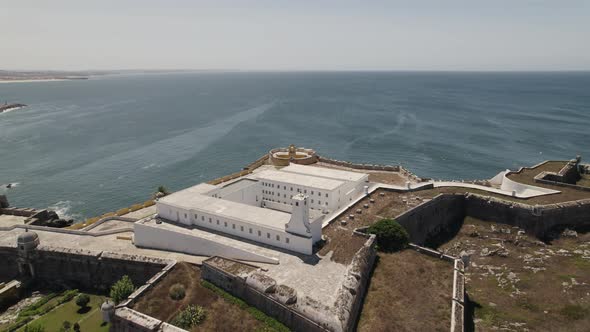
<box><xmin>169</xmin><ymin>283</ymin><xmax>186</xmax><ymax>301</ymax></box>
<box><xmin>171</xmin><ymin>305</ymin><xmax>206</xmax><ymax>329</ymax></box>
<box><xmin>110</xmin><ymin>275</ymin><xmax>135</xmax><ymax>303</ymax></box>
<box><xmin>367</xmin><ymin>218</ymin><xmax>409</xmax><ymax>252</ymax></box>
<box><xmin>73</xmin><ymin>322</ymin><xmax>80</xmax><ymax>332</ymax></box>
<box><xmin>59</xmin><ymin>290</ymin><xmax>79</xmax><ymax>304</ymax></box>
<box><xmin>23</xmin><ymin>324</ymin><xmax>45</xmax><ymax>332</ymax></box>
<box><xmin>75</xmin><ymin>294</ymin><xmax>90</xmax><ymax>308</ymax></box>
<box><xmin>157</xmin><ymin>185</ymin><xmax>170</xmax><ymax>195</ymax></box>
<box><xmin>61</xmin><ymin>321</ymin><xmax>72</xmax><ymax>332</ymax></box>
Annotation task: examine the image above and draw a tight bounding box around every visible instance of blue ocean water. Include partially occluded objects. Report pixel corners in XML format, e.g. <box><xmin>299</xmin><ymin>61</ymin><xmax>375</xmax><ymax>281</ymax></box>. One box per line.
<box><xmin>1</xmin><ymin>72</ymin><xmax>589</xmax><ymax>220</ymax></box>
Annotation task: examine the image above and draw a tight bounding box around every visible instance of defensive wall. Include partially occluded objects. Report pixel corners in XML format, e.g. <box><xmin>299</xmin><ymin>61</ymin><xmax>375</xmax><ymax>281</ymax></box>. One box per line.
<box><xmin>316</xmin><ymin>156</ymin><xmax>424</xmax><ymax>182</ymax></box>
<box><xmin>0</xmin><ymin>244</ymin><xmax>167</xmax><ymax>291</ymax></box>
<box><xmin>201</xmin><ymin>232</ymin><xmax>377</xmax><ymax>332</ymax></box>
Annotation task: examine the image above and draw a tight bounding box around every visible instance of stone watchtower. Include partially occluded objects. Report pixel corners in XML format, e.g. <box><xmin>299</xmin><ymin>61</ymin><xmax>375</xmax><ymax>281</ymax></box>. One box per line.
<box><xmin>101</xmin><ymin>300</ymin><xmax>115</xmax><ymax>323</ymax></box>
<box><xmin>285</xmin><ymin>194</ymin><xmax>311</xmax><ymax>237</ymax></box>
<box><xmin>16</xmin><ymin>230</ymin><xmax>40</xmax><ymax>278</ymax></box>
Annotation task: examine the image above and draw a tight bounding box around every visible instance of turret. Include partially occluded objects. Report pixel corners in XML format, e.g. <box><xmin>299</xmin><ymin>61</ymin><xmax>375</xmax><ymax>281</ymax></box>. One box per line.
<box><xmin>285</xmin><ymin>194</ymin><xmax>311</xmax><ymax>237</ymax></box>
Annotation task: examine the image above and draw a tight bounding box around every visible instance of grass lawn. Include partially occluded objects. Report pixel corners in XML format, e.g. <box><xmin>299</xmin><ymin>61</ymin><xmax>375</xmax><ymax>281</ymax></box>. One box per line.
<box><xmin>20</xmin><ymin>294</ymin><xmax>109</xmax><ymax>332</ymax></box>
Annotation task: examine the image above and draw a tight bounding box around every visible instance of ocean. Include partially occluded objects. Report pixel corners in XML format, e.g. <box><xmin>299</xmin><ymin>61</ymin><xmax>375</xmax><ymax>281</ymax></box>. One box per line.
<box><xmin>1</xmin><ymin>71</ymin><xmax>589</xmax><ymax>220</ymax></box>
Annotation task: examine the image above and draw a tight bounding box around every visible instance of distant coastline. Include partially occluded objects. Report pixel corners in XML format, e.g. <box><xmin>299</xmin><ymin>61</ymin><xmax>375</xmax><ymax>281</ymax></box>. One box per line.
<box><xmin>0</xmin><ymin>77</ymin><xmax>88</xmax><ymax>83</ymax></box>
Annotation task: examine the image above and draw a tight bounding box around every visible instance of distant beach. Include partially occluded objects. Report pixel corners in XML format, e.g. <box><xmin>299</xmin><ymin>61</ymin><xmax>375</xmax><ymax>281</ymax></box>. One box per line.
<box><xmin>0</xmin><ymin>78</ymin><xmax>88</xmax><ymax>83</ymax></box>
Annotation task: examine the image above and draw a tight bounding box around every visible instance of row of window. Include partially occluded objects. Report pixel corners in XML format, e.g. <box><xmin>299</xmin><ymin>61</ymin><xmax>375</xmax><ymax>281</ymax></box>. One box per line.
<box><xmin>261</xmin><ymin>182</ymin><xmax>328</xmax><ymax>198</ymax></box>
<box><xmin>263</xmin><ymin>196</ymin><xmax>328</xmax><ymax>206</ymax></box>
<box><xmin>184</xmin><ymin>212</ymin><xmax>290</xmax><ymax>244</ymax></box>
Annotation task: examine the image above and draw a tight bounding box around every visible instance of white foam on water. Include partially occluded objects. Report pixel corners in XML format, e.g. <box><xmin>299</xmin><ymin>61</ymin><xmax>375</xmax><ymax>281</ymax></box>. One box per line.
<box><xmin>47</xmin><ymin>200</ymin><xmax>83</xmax><ymax>221</ymax></box>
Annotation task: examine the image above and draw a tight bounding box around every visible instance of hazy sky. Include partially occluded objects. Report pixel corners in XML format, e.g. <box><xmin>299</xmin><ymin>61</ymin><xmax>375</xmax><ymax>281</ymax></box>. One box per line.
<box><xmin>2</xmin><ymin>0</ymin><xmax>589</xmax><ymax>71</ymax></box>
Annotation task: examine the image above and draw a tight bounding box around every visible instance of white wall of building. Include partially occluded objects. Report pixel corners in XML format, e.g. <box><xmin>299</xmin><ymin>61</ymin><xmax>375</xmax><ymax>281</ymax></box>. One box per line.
<box><xmin>134</xmin><ymin>222</ymin><xmax>279</xmax><ymax>263</ymax></box>
<box><xmin>156</xmin><ymin>201</ymin><xmax>314</xmax><ymax>254</ymax></box>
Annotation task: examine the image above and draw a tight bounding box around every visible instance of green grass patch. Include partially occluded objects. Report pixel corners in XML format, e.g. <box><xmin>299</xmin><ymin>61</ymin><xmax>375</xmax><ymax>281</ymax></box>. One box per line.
<box><xmin>201</xmin><ymin>280</ymin><xmax>289</xmax><ymax>332</ymax></box>
<box><xmin>572</xmin><ymin>256</ymin><xmax>590</xmax><ymax>269</ymax></box>
<box><xmin>18</xmin><ymin>293</ymin><xmax>108</xmax><ymax>332</ymax></box>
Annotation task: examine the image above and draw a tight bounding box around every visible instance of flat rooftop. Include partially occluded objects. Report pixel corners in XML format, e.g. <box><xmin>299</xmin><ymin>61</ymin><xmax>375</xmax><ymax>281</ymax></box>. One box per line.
<box><xmin>282</xmin><ymin>163</ymin><xmax>367</xmax><ymax>182</ymax></box>
<box><xmin>254</xmin><ymin>169</ymin><xmax>344</xmax><ymax>191</ymax></box>
<box><xmin>160</xmin><ymin>193</ymin><xmax>292</xmax><ymax>231</ymax></box>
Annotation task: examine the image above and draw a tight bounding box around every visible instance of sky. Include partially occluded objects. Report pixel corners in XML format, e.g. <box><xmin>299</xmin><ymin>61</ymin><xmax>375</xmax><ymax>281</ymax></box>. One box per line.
<box><xmin>1</xmin><ymin>0</ymin><xmax>589</xmax><ymax>71</ymax></box>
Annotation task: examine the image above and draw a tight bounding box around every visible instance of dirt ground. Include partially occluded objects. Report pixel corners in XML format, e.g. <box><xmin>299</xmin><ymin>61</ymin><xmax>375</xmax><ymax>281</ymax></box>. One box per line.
<box><xmin>132</xmin><ymin>262</ymin><xmax>268</xmax><ymax>332</ymax></box>
<box><xmin>318</xmin><ymin>189</ymin><xmax>415</xmax><ymax>264</ymax></box>
<box><xmin>357</xmin><ymin>250</ymin><xmax>453</xmax><ymax>332</ymax></box>
<box><xmin>439</xmin><ymin>217</ymin><xmax>590</xmax><ymax>332</ymax></box>
<box><xmin>506</xmin><ymin>161</ymin><xmax>590</xmax><ymax>203</ymax></box>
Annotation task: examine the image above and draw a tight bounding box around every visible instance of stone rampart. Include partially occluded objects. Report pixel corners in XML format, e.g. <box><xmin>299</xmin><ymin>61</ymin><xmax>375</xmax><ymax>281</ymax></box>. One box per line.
<box><xmin>202</xmin><ymin>258</ymin><xmax>331</xmax><ymax>332</ymax></box>
<box><xmin>201</xmin><ymin>234</ymin><xmax>377</xmax><ymax>332</ymax></box>
<box><xmin>395</xmin><ymin>194</ymin><xmax>466</xmax><ymax>246</ymax></box>
<box><xmin>463</xmin><ymin>194</ymin><xmax>590</xmax><ymax>238</ymax></box>
<box><xmin>0</xmin><ymin>245</ymin><xmax>168</xmax><ymax>291</ymax></box>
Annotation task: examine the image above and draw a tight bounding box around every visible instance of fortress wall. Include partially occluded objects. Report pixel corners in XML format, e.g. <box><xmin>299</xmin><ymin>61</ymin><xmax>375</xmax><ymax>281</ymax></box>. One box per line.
<box><xmin>463</xmin><ymin>194</ymin><xmax>590</xmax><ymax>238</ymax></box>
<box><xmin>201</xmin><ymin>233</ymin><xmax>377</xmax><ymax>332</ymax></box>
<box><xmin>0</xmin><ymin>246</ymin><xmax>19</xmax><ymax>281</ymax></box>
<box><xmin>202</xmin><ymin>259</ymin><xmax>330</xmax><ymax>332</ymax></box>
<box><xmin>395</xmin><ymin>194</ymin><xmax>466</xmax><ymax>246</ymax></box>
<box><xmin>10</xmin><ymin>246</ymin><xmax>168</xmax><ymax>290</ymax></box>
<box><xmin>317</xmin><ymin>156</ymin><xmax>400</xmax><ymax>172</ymax></box>
<box><xmin>335</xmin><ymin>233</ymin><xmax>377</xmax><ymax>332</ymax></box>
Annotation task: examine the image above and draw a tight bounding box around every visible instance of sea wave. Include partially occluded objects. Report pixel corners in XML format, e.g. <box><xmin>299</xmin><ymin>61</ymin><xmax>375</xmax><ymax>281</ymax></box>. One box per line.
<box><xmin>47</xmin><ymin>200</ymin><xmax>84</xmax><ymax>221</ymax></box>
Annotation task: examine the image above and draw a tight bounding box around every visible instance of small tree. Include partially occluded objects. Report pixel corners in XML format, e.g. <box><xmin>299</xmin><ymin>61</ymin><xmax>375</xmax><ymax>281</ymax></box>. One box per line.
<box><xmin>157</xmin><ymin>185</ymin><xmax>170</xmax><ymax>195</ymax></box>
<box><xmin>171</xmin><ymin>305</ymin><xmax>206</xmax><ymax>329</ymax></box>
<box><xmin>169</xmin><ymin>283</ymin><xmax>186</xmax><ymax>300</ymax></box>
<box><xmin>73</xmin><ymin>322</ymin><xmax>80</xmax><ymax>332</ymax></box>
<box><xmin>110</xmin><ymin>275</ymin><xmax>135</xmax><ymax>303</ymax></box>
<box><xmin>75</xmin><ymin>294</ymin><xmax>90</xmax><ymax>309</ymax></box>
<box><xmin>367</xmin><ymin>218</ymin><xmax>409</xmax><ymax>252</ymax></box>
<box><xmin>61</xmin><ymin>320</ymin><xmax>72</xmax><ymax>331</ymax></box>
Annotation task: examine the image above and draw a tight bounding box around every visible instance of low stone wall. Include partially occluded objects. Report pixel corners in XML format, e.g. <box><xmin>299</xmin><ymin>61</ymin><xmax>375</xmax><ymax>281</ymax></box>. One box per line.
<box><xmin>408</xmin><ymin>244</ymin><xmax>464</xmax><ymax>332</ymax></box>
<box><xmin>317</xmin><ymin>156</ymin><xmax>423</xmax><ymax>182</ymax></box>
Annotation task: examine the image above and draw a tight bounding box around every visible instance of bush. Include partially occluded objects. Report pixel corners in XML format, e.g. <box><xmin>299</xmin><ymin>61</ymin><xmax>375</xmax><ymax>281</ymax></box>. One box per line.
<box><xmin>59</xmin><ymin>290</ymin><xmax>79</xmax><ymax>304</ymax></box>
<box><xmin>170</xmin><ymin>305</ymin><xmax>206</xmax><ymax>329</ymax></box>
<box><xmin>367</xmin><ymin>219</ymin><xmax>409</xmax><ymax>252</ymax></box>
<box><xmin>23</xmin><ymin>324</ymin><xmax>45</xmax><ymax>332</ymax></box>
<box><xmin>110</xmin><ymin>275</ymin><xmax>135</xmax><ymax>303</ymax></box>
<box><xmin>169</xmin><ymin>283</ymin><xmax>186</xmax><ymax>301</ymax></box>
<box><xmin>75</xmin><ymin>294</ymin><xmax>90</xmax><ymax>308</ymax></box>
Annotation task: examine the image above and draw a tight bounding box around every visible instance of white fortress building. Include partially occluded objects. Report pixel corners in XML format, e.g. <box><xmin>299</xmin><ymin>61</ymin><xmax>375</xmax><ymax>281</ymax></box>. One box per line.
<box><xmin>136</xmin><ymin>163</ymin><xmax>369</xmax><ymax>255</ymax></box>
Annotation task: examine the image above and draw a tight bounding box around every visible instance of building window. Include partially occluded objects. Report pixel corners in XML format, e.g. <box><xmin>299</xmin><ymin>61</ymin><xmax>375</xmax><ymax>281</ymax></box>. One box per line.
<box><xmin>267</xmin><ymin>233</ymin><xmax>270</xmax><ymax>239</ymax></box>
<box><xmin>184</xmin><ymin>213</ymin><xmax>187</xmax><ymax>218</ymax></box>
<box><xmin>240</xmin><ymin>226</ymin><xmax>244</xmax><ymax>231</ymax></box>
<box><xmin>249</xmin><ymin>228</ymin><xmax>252</xmax><ymax>234</ymax></box>
<box><xmin>209</xmin><ymin>217</ymin><xmax>212</xmax><ymax>222</ymax></box>
<box><xmin>284</xmin><ymin>194</ymin><xmax>286</xmax><ymax>198</ymax></box>
<box><xmin>217</xmin><ymin>220</ymin><xmax>219</xmax><ymax>225</ymax></box>
<box><xmin>194</xmin><ymin>214</ymin><xmax>197</xmax><ymax>219</ymax></box>
<box><xmin>290</xmin><ymin>187</ymin><xmax>293</xmax><ymax>191</ymax></box>
<box><xmin>283</xmin><ymin>186</ymin><xmax>286</xmax><ymax>190</ymax></box>
<box><xmin>311</xmin><ymin>191</ymin><xmax>314</xmax><ymax>195</ymax></box>
<box><xmin>276</xmin><ymin>235</ymin><xmax>280</xmax><ymax>241</ymax></box>
<box><xmin>325</xmin><ymin>202</ymin><xmax>328</xmax><ymax>206</ymax></box>
<box><xmin>232</xmin><ymin>224</ymin><xmax>236</xmax><ymax>229</ymax></box>
<box><xmin>202</xmin><ymin>216</ymin><xmax>204</xmax><ymax>221</ymax></box>
<box><xmin>224</xmin><ymin>222</ymin><xmax>227</xmax><ymax>227</ymax></box>
<box><xmin>318</xmin><ymin>200</ymin><xmax>321</xmax><ymax>205</ymax></box>
<box><xmin>326</xmin><ymin>193</ymin><xmax>329</xmax><ymax>197</ymax></box>
<box><xmin>295</xmin><ymin>202</ymin><xmax>299</xmax><ymax>206</ymax></box>
<box><xmin>311</xmin><ymin>199</ymin><xmax>314</xmax><ymax>203</ymax></box>
<box><xmin>258</xmin><ymin>230</ymin><xmax>261</xmax><ymax>236</ymax></box>
<box><xmin>209</xmin><ymin>218</ymin><xmax>212</xmax><ymax>223</ymax></box>
<box><xmin>304</xmin><ymin>189</ymin><xmax>307</xmax><ymax>194</ymax></box>
<box><xmin>286</xmin><ymin>238</ymin><xmax>290</xmax><ymax>244</ymax></box>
